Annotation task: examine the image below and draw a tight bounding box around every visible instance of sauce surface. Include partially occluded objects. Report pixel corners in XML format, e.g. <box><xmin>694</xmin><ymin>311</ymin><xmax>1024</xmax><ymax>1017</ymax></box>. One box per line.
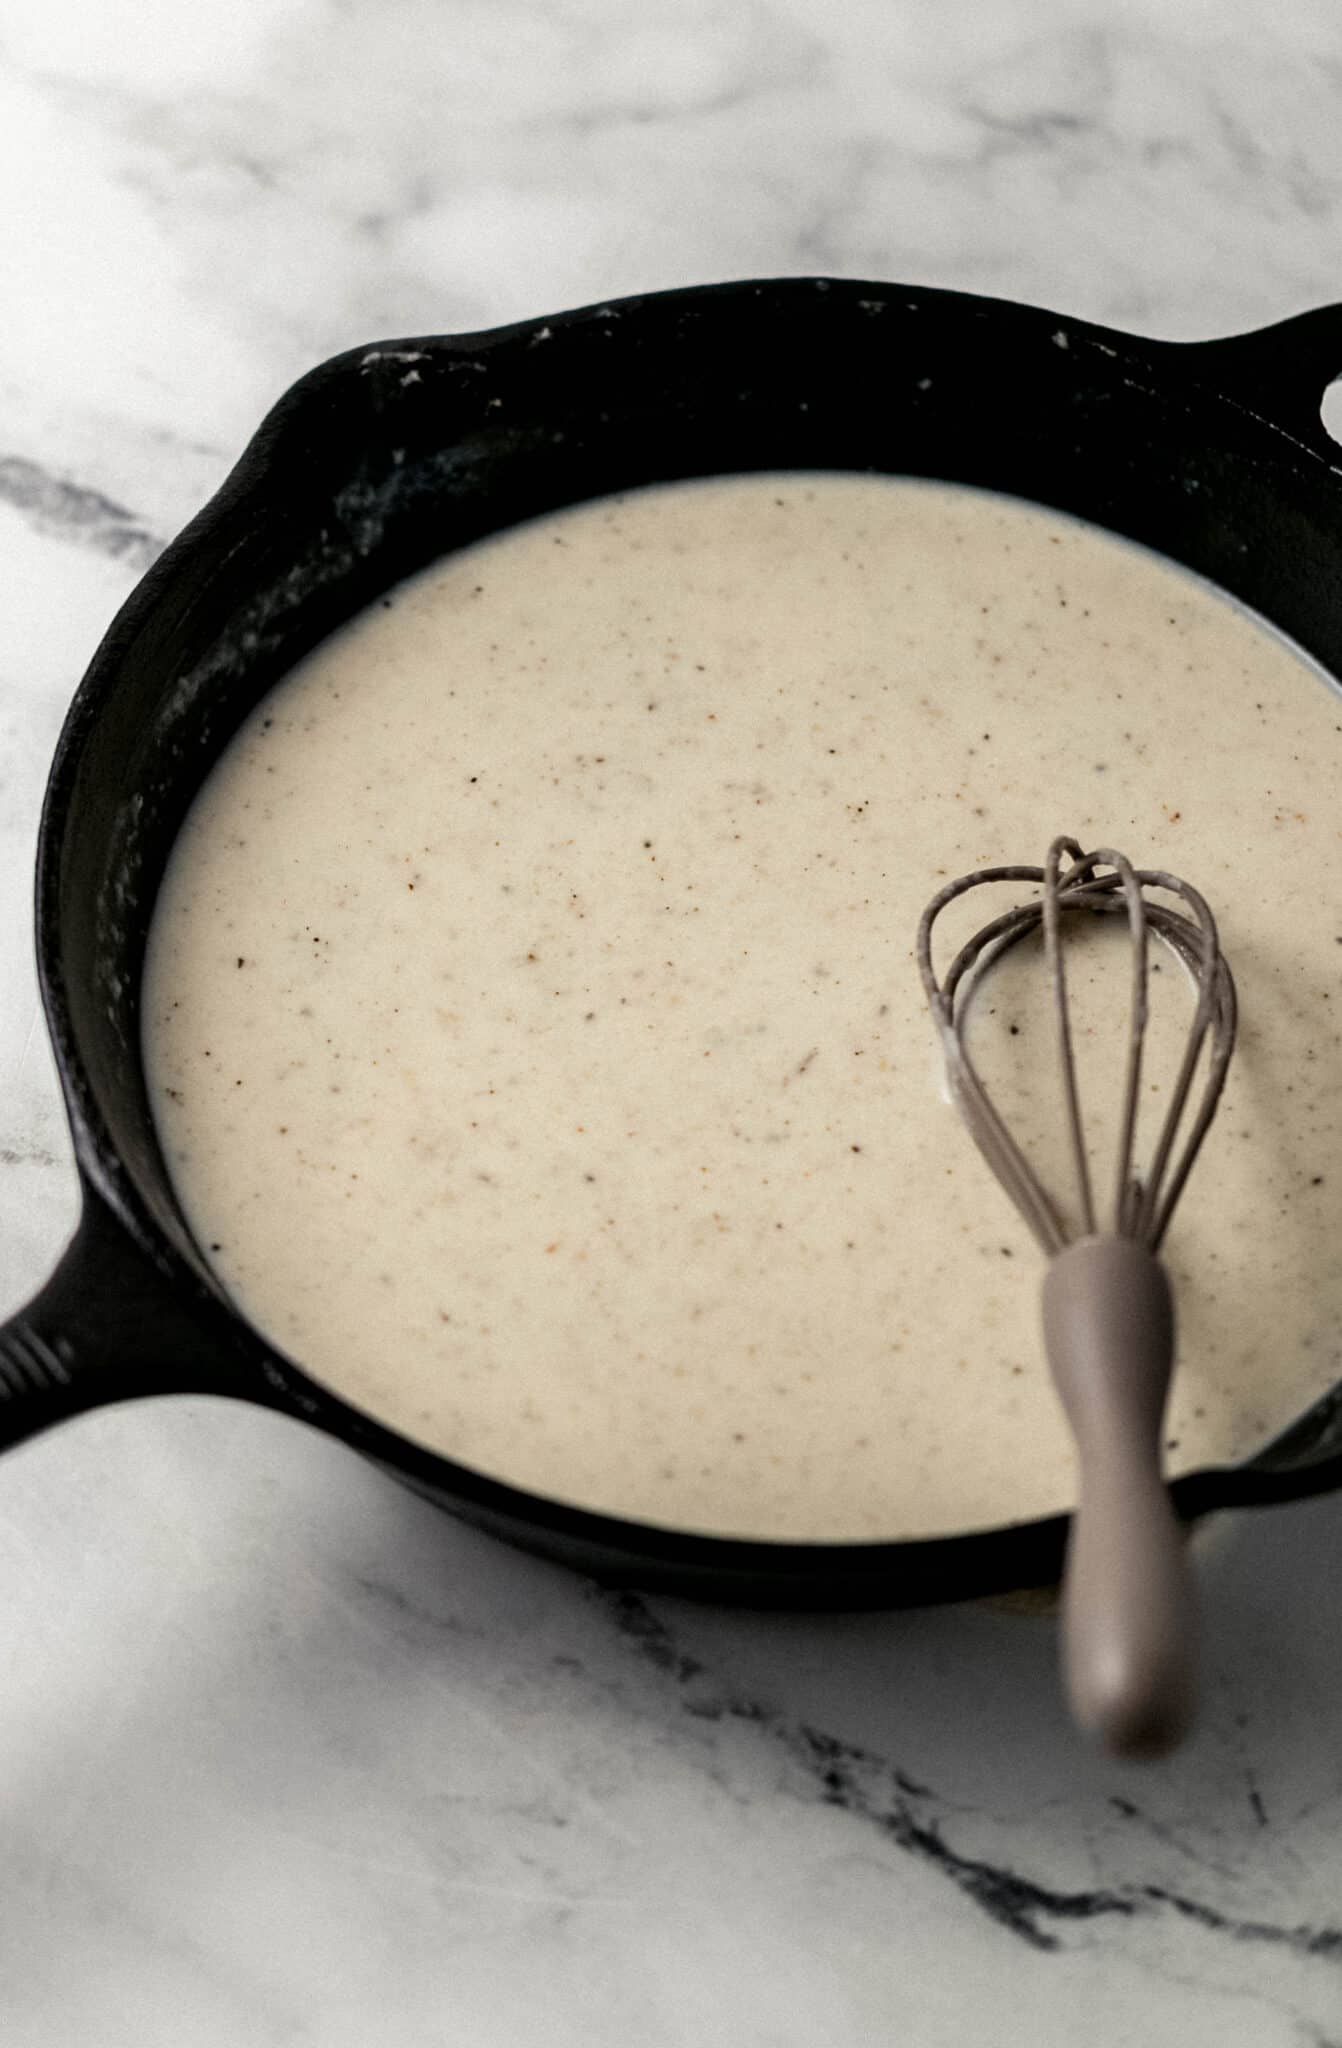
<box><xmin>143</xmin><ymin>475</ymin><xmax>1342</xmax><ymax>1540</ymax></box>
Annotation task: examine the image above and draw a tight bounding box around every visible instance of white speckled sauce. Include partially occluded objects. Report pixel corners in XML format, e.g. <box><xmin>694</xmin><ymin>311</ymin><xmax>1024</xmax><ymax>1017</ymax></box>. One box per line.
<box><xmin>143</xmin><ymin>475</ymin><xmax>1342</xmax><ymax>1541</ymax></box>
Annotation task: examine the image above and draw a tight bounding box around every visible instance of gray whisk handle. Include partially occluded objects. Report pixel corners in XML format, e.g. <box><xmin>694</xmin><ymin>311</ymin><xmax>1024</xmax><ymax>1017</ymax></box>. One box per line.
<box><xmin>1041</xmin><ymin>1235</ymin><xmax>1196</xmax><ymax>1758</ymax></box>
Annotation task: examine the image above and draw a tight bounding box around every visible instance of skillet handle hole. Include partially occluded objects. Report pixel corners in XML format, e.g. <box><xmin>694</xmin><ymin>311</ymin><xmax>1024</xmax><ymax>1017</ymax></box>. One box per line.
<box><xmin>1318</xmin><ymin>376</ymin><xmax>1342</xmax><ymax>451</ymax></box>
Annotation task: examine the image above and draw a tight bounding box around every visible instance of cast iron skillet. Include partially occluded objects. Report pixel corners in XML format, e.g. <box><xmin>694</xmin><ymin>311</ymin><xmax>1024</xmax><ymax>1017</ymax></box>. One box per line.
<box><xmin>3</xmin><ymin>278</ymin><xmax>1342</xmax><ymax>1607</ymax></box>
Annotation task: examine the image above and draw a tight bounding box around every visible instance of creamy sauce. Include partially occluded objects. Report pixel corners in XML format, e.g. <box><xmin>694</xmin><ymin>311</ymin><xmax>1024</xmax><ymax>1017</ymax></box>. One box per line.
<box><xmin>143</xmin><ymin>475</ymin><xmax>1342</xmax><ymax>1541</ymax></box>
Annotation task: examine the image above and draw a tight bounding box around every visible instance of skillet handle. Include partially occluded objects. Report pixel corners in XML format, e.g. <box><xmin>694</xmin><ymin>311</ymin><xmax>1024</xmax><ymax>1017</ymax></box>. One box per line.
<box><xmin>0</xmin><ymin>1189</ymin><xmax>254</xmax><ymax>1451</ymax></box>
<box><xmin>1173</xmin><ymin>303</ymin><xmax>1342</xmax><ymax>462</ymax></box>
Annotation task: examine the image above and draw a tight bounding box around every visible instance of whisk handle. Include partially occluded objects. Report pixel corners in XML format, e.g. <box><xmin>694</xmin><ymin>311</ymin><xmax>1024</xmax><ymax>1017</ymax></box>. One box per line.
<box><xmin>1042</xmin><ymin>1235</ymin><xmax>1196</xmax><ymax>1759</ymax></box>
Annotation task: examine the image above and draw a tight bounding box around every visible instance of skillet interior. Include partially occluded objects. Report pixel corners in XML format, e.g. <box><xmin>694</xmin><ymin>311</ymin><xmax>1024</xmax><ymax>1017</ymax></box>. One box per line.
<box><xmin>26</xmin><ymin>277</ymin><xmax>1342</xmax><ymax>1602</ymax></box>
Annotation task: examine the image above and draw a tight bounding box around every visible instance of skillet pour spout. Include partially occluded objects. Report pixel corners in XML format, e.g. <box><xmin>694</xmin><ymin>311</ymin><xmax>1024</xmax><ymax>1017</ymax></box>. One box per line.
<box><xmin>5</xmin><ymin>276</ymin><xmax>1342</xmax><ymax>1611</ymax></box>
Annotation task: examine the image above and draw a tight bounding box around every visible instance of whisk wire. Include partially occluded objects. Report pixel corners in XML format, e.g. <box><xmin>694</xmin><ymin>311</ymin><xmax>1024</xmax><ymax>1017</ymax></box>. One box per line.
<box><xmin>1043</xmin><ymin>838</ymin><xmax>1098</xmax><ymax>1238</ymax></box>
<box><xmin>1079</xmin><ymin>846</ymin><xmax>1150</xmax><ymax>1240</ymax></box>
<box><xmin>1129</xmin><ymin>872</ymin><xmax>1224</xmax><ymax>1246</ymax></box>
<box><xmin>917</xmin><ymin>869</ymin><xmax>1072</xmax><ymax>1255</ymax></box>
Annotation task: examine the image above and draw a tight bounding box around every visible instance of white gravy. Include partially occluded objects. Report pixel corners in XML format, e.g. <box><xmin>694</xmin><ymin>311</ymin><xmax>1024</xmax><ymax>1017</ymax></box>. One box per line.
<box><xmin>143</xmin><ymin>475</ymin><xmax>1342</xmax><ymax>1540</ymax></box>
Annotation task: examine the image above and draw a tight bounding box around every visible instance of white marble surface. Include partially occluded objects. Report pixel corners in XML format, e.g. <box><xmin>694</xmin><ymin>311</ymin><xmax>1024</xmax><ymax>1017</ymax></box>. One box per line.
<box><xmin>2</xmin><ymin>2</ymin><xmax>1342</xmax><ymax>2041</ymax></box>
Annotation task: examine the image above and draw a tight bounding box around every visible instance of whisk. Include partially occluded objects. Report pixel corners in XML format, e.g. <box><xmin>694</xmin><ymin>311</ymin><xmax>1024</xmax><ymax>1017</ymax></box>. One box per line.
<box><xmin>917</xmin><ymin>836</ymin><xmax>1237</xmax><ymax>1758</ymax></box>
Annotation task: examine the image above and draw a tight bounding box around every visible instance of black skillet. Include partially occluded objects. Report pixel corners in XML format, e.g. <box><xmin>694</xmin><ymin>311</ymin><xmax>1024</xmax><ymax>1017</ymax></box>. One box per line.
<box><xmin>4</xmin><ymin>277</ymin><xmax>1342</xmax><ymax>1607</ymax></box>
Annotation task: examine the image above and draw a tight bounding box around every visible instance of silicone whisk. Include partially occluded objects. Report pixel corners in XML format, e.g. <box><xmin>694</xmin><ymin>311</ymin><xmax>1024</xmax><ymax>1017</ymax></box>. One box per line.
<box><xmin>917</xmin><ymin>836</ymin><xmax>1237</xmax><ymax>1757</ymax></box>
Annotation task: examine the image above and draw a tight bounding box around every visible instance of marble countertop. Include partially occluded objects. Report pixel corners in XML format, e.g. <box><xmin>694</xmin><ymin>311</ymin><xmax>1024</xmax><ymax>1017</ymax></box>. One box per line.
<box><xmin>3</xmin><ymin>3</ymin><xmax>1342</xmax><ymax>2042</ymax></box>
